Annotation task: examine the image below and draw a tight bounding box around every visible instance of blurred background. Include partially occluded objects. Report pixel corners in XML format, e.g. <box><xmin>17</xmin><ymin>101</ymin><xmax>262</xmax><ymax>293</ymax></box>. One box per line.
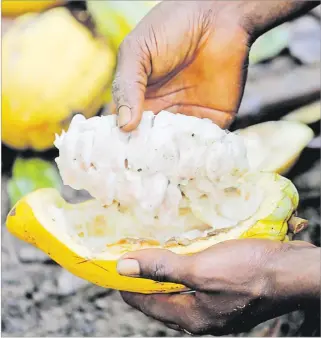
<box><xmin>1</xmin><ymin>1</ymin><xmax>320</xmax><ymax>337</ymax></box>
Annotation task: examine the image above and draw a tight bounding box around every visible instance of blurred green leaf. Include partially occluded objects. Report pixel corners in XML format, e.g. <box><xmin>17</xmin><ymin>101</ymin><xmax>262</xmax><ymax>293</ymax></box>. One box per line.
<box><xmin>87</xmin><ymin>0</ymin><xmax>157</xmax><ymax>50</ymax></box>
<box><xmin>7</xmin><ymin>157</ymin><xmax>62</xmax><ymax>207</ymax></box>
<box><xmin>249</xmin><ymin>23</ymin><xmax>291</xmax><ymax>64</ymax></box>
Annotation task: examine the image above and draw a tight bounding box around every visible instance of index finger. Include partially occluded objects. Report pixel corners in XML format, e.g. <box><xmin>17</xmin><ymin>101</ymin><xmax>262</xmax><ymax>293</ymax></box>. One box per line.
<box><xmin>112</xmin><ymin>36</ymin><xmax>149</xmax><ymax>131</ymax></box>
<box><xmin>120</xmin><ymin>291</ymin><xmax>198</xmax><ymax>328</ymax></box>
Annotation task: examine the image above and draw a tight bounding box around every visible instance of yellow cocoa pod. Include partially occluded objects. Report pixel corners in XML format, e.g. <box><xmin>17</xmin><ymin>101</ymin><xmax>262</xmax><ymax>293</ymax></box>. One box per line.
<box><xmin>2</xmin><ymin>7</ymin><xmax>115</xmax><ymax>151</ymax></box>
<box><xmin>6</xmin><ymin>172</ymin><xmax>304</xmax><ymax>294</ymax></box>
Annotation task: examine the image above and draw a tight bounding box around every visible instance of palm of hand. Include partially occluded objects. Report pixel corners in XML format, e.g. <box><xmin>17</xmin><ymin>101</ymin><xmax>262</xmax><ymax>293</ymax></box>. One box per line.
<box><xmin>144</xmin><ymin>24</ymin><xmax>250</xmax><ymax>129</ymax></box>
<box><xmin>113</xmin><ymin>1</ymin><xmax>251</xmax><ymax>129</ymax></box>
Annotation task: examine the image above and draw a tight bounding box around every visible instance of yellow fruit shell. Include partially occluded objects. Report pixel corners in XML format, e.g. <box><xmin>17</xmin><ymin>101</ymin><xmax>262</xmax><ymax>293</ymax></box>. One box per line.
<box><xmin>2</xmin><ymin>0</ymin><xmax>64</xmax><ymax>17</ymax></box>
<box><xmin>237</xmin><ymin>120</ymin><xmax>314</xmax><ymax>175</ymax></box>
<box><xmin>6</xmin><ymin>173</ymin><xmax>301</xmax><ymax>294</ymax></box>
<box><xmin>282</xmin><ymin>101</ymin><xmax>321</xmax><ymax>125</ymax></box>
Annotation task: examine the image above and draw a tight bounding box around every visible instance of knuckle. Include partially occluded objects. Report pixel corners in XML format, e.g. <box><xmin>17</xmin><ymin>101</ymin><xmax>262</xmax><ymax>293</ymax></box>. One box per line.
<box><xmin>146</xmin><ymin>251</ymin><xmax>178</xmax><ymax>283</ymax></box>
<box><xmin>150</xmin><ymin>261</ymin><xmax>168</xmax><ymax>282</ymax></box>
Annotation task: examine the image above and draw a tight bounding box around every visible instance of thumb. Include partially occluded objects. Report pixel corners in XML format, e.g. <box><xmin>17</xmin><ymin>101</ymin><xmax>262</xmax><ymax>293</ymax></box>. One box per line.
<box><xmin>116</xmin><ymin>248</ymin><xmax>196</xmax><ymax>287</ymax></box>
<box><xmin>112</xmin><ymin>36</ymin><xmax>150</xmax><ymax>132</ymax></box>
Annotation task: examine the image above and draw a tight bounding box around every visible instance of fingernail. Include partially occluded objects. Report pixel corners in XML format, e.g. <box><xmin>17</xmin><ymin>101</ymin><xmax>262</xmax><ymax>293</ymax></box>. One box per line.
<box><xmin>117</xmin><ymin>106</ymin><xmax>131</xmax><ymax>128</ymax></box>
<box><xmin>117</xmin><ymin>259</ymin><xmax>140</xmax><ymax>277</ymax></box>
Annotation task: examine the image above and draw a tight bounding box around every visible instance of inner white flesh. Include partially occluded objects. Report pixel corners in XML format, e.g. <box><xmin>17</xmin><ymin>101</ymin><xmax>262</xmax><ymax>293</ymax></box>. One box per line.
<box><xmin>39</xmin><ymin>171</ymin><xmax>289</xmax><ymax>258</ymax></box>
<box><xmin>54</xmin><ymin>111</ymin><xmax>267</xmax><ymax>247</ymax></box>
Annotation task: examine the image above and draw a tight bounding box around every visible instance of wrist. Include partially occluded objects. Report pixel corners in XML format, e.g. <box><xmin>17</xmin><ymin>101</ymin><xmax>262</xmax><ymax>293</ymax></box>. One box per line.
<box><xmin>217</xmin><ymin>1</ymin><xmax>320</xmax><ymax>43</ymax></box>
<box><xmin>270</xmin><ymin>242</ymin><xmax>320</xmax><ymax>311</ymax></box>
<box><xmin>207</xmin><ymin>1</ymin><xmax>253</xmax><ymax>45</ymax></box>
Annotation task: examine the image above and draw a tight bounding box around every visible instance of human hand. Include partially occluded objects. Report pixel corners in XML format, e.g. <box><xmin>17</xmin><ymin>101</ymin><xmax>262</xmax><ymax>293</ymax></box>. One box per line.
<box><xmin>117</xmin><ymin>239</ymin><xmax>319</xmax><ymax>335</ymax></box>
<box><xmin>111</xmin><ymin>1</ymin><xmax>318</xmax><ymax>132</ymax></box>
<box><xmin>111</xmin><ymin>0</ymin><xmax>251</xmax><ymax>131</ymax></box>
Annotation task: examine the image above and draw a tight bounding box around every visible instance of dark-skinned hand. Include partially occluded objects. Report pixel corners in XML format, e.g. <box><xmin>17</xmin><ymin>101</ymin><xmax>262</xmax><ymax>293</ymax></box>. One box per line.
<box><xmin>117</xmin><ymin>239</ymin><xmax>319</xmax><ymax>335</ymax></box>
<box><xmin>111</xmin><ymin>0</ymin><xmax>251</xmax><ymax>131</ymax></box>
<box><xmin>111</xmin><ymin>1</ymin><xmax>318</xmax><ymax>131</ymax></box>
